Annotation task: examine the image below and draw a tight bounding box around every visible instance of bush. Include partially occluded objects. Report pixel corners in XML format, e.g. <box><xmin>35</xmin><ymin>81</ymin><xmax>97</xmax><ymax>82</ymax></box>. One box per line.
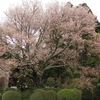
<box><xmin>46</xmin><ymin>90</ymin><xmax>57</xmax><ymax>100</ymax></box>
<box><xmin>3</xmin><ymin>87</ymin><xmax>10</xmax><ymax>93</ymax></box>
<box><xmin>29</xmin><ymin>92</ymin><xmax>44</xmax><ymax>100</ymax></box>
<box><xmin>34</xmin><ymin>89</ymin><xmax>47</xmax><ymax>100</ymax></box>
<box><xmin>57</xmin><ymin>88</ymin><xmax>82</xmax><ymax>100</ymax></box>
<box><xmin>73</xmin><ymin>88</ymin><xmax>82</xmax><ymax>100</ymax></box>
<box><xmin>2</xmin><ymin>91</ymin><xmax>22</xmax><ymax>100</ymax></box>
<box><xmin>46</xmin><ymin>77</ymin><xmax>55</xmax><ymax>87</ymax></box>
<box><xmin>31</xmin><ymin>89</ymin><xmax>57</xmax><ymax>100</ymax></box>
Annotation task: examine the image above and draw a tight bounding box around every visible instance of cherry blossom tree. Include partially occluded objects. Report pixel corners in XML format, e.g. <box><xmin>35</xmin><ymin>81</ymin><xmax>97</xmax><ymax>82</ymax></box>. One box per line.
<box><xmin>0</xmin><ymin>0</ymin><xmax>44</xmax><ymax>88</ymax></box>
<box><xmin>0</xmin><ymin>1</ymin><xmax>97</xmax><ymax>87</ymax></box>
<box><xmin>39</xmin><ymin>2</ymin><xmax>97</xmax><ymax>69</ymax></box>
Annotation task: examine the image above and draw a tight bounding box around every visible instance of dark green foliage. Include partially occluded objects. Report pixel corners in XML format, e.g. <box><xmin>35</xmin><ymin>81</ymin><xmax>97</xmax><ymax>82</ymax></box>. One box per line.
<box><xmin>93</xmin><ymin>83</ymin><xmax>100</xmax><ymax>100</ymax></box>
<box><xmin>86</xmin><ymin>55</ymin><xmax>100</xmax><ymax>67</ymax></box>
<box><xmin>0</xmin><ymin>87</ymin><xmax>3</xmax><ymax>93</ymax></box>
<box><xmin>10</xmin><ymin>65</ymin><xmax>37</xmax><ymax>91</ymax></box>
<box><xmin>57</xmin><ymin>88</ymin><xmax>82</xmax><ymax>100</ymax></box>
<box><xmin>29</xmin><ymin>92</ymin><xmax>44</xmax><ymax>100</ymax></box>
<box><xmin>0</xmin><ymin>93</ymin><xmax>2</xmax><ymax>100</ymax></box>
<box><xmin>82</xmin><ymin>34</ymin><xmax>93</xmax><ymax>40</ymax></box>
<box><xmin>46</xmin><ymin>77</ymin><xmax>55</xmax><ymax>87</ymax></box>
<box><xmin>81</xmin><ymin>3</ymin><xmax>93</xmax><ymax>13</ymax></box>
<box><xmin>2</xmin><ymin>91</ymin><xmax>22</xmax><ymax>100</ymax></box>
<box><xmin>82</xmin><ymin>87</ymin><xmax>93</xmax><ymax>100</ymax></box>
<box><xmin>93</xmin><ymin>89</ymin><xmax>99</xmax><ymax>100</ymax></box>
<box><xmin>46</xmin><ymin>90</ymin><xmax>57</xmax><ymax>100</ymax></box>
<box><xmin>1</xmin><ymin>52</ymin><xmax>12</xmax><ymax>59</ymax></box>
<box><xmin>91</xmin><ymin>78</ymin><xmax>98</xmax><ymax>86</ymax></box>
<box><xmin>43</xmin><ymin>67</ymin><xmax>65</xmax><ymax>87</ymax></box>
<box><xmin>80</xmin><ymin>52</ymin><xmax>100</xmax><ymax>67</ymax></box>
<box><xmin>95</xmin><ymin>21</ymin><xmax>100</xmax><ymax>33</ymax></box>
<box><xmin>79</xmin><ymin>43</ymin><xmax>100</xmax><ymax>67</ymax></box>
<box><xmin>69</xmin><ymin>42</ymin><xmax>78</xmax><ymax>50</ymax></box>
<box><xmin>43</xmin><ymin>67</ymin><xmax>64</xmax><ymax>79</ymax></box>
<box><xmin>21</xmin><ymin>89</ymin><xmax>34</xmax><ymax>100</ymax></box>
<box><xmin>62</xmin><ymin>67</ymin><xmax>74</xmax><ymax>79</ymax></box>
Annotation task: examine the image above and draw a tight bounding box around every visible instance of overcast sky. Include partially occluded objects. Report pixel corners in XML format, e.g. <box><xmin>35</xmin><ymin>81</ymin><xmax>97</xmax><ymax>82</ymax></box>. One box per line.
<box><xmin>0</xmin><ymin>0</ymin><xmax>100</xmax><ymax>21</ymax></box>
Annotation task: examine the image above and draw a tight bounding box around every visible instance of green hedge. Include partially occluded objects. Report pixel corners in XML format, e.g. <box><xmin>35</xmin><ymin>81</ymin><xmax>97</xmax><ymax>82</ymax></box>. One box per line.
<box><xmin>57</xmin><ymin>88</ymin><xmax>82</xmax><ymax>100</ymax></box>
<box><xmin>2</xmin><ymin>91</ymin><xmax>22</xmax><ymax>100</ymax></box>
<box><xmin>46</xmin><ymin>90</ymin><xmax>57</xmax><ymax>100</ymax></box>
<box><xmin>30</xmin><ymin>89</ymin><xmax>57</xmax><ymax>100</ymax></box>
<box><xmin>34</xmin><ymin>89</ymin><xmax>47</xmax><ymax>100</ymax></box>
<box><xmin>29</xmin><ymin>92</ymin><xmax>44</xmax><ymax>100</ymax></box>
<box><xmin>73</xmin><ymin>88</ymin><xmax>82</xmax><ymax>100</ymax></box>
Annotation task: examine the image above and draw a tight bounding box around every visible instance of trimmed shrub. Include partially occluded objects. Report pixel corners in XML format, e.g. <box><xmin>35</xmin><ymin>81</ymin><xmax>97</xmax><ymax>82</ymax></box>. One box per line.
<box><xmin>73</xmin><ymin>88</ymin><xmax>82</xmax><ymax>100</ymax></box>
<box><xmin>31</xmin><ymin>89</ymin><xmax>57</xmax><ymax>100</ymax></box>
<box><xmin>3</xmin><ymin>86</ymin><xmax>10</xmax><ymax>93</ymax></box>
<box><xmin>2</xmin><ymin>91</ymin><xmax>22</xmax><ymax>100</ymax></box>
<box><xmin>57</xmin><ymin>88</ymin><xmax>82</xmax><ymax>100</ymax></box>
<box><xmin>34</xmin><ymin>89</ymin><xmax>47</xmax><ymax>100</ymax></box>
<box><xmin>29</xmin><ymin>92</ymin><xmax>44</xmax><ymax>100</ymax></box>
<box><xmin>46</xmin><ymin>90</ymin><xmax>57</xmax><ymax>100</ymax></box>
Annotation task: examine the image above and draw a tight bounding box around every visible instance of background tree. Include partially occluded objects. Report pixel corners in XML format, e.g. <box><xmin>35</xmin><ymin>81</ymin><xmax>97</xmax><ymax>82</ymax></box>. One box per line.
<box><xmin>0</xmin><ymin>1</ymin><xmax>97</xmax><ymax>88</ymax></box>
<box><xmin>0</xmin><ymin>0</ymin><xmax>44</xmax><ymax>88</ymax></box>
<box><xmin>39</xmin><ymin>2</ymin><xmax>97</xmax><ymax>86</ymax></box>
